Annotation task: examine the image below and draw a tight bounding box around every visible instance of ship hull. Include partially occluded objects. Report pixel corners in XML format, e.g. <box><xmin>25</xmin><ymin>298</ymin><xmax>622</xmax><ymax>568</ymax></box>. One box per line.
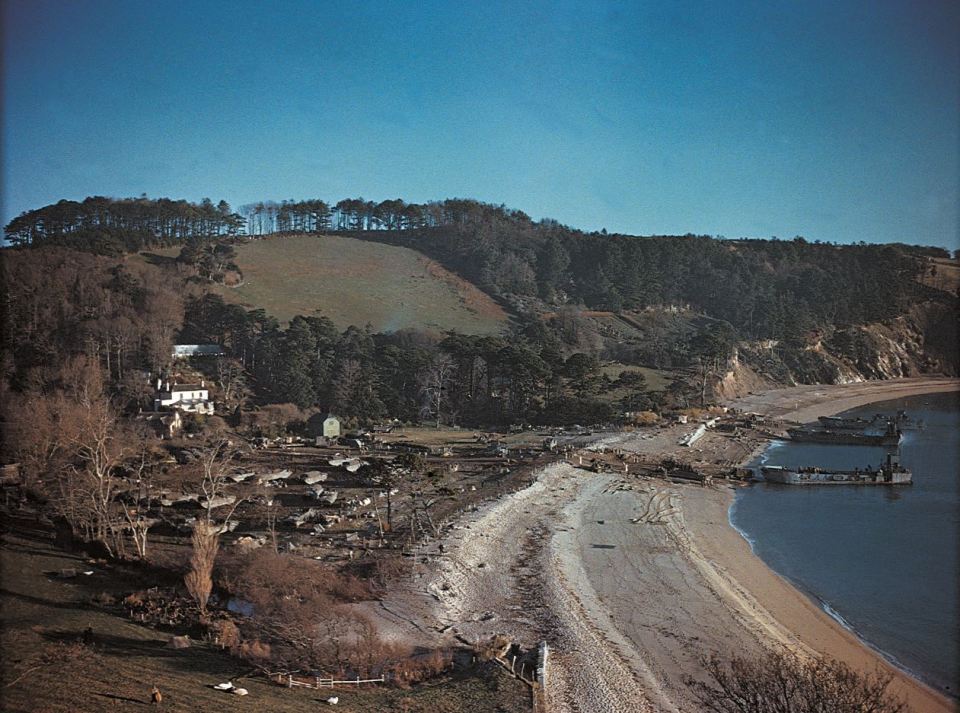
<box><xmin>760</xmin><ymin>466</ymin><xmax>912</xmax><ymax>485</ymax></box>
<box><xmin>786</xmin><ymin>429</ymin><xmax>902</xmax><ymax>447</ymax></box>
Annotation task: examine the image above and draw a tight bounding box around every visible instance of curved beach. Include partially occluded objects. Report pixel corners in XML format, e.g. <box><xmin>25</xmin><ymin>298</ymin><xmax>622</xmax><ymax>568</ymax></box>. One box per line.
<box><xmin>383</xmin><ymin>378</ymin><xmax>959</xmax><ymax>712</ymax></box>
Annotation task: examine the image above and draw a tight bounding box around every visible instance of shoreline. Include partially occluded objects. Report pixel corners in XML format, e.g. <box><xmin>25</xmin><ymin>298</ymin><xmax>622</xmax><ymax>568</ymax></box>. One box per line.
<box><xmin>382</xmin><ymin>377</ymin><xmax>959</xmax><ymax>712</ymax></box>
<box><xmin>719</xmin><ymin>377</ymin><xmax>959</xmax><ymax>711</ymax></box>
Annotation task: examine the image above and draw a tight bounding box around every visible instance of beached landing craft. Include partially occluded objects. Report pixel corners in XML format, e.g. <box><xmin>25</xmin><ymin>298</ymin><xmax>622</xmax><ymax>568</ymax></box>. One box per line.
<box><xmin>786</xmin><ymin>419</ymin><xmax>903</xmax><ymax>446</ymax></box>
<box><xmin>761</xmin><ymin>452</ymin><xmax>912</xmax><ymax>485</ymax></box>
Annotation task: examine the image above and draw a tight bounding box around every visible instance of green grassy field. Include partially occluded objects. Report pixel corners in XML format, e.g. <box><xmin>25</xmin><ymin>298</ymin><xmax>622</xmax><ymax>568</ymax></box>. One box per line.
<box><xmin>207</xmin><ymin>234</ymin><xmax>508</xmax><ymax>334</ymax></box>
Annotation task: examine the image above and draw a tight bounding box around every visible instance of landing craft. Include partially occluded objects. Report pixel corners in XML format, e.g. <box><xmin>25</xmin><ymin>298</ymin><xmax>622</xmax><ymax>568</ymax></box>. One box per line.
<box><xmin>761</xmin><ymin>452</ymin><xmax>911</xmax><ymax>485</ymax></box>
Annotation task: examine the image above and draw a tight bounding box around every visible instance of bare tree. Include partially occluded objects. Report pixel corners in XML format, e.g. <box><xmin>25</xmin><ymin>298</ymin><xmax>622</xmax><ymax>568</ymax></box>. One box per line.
<box><xmin>216</xmin><ymin>356</ymin><xmax>246</xmax><ymax>406</ymax></box>
<box><xmin>419</xmin><ymin>353</ymin><xmax>455</xmax><ymax>428</ymax></box>
<box><xmin>197</xmin><ymin>436</ymin><xmax>242</xmax><ymax>527</ymax></box>
<box><xmin>365</xmin><ymin>459</ymin><xmax>401</xmax><ymax>535</ymax></box>
<box><xmin>122</xmin><ymin>445</ymin><xmax>159</xmax><ymax>559</ymax></box>
<box><xmin>252</xmin><ymin>482</ymin><xmax>280</xmax><ymax>553</ymax></box>
<box><xmin>66</xmin><ymin>399</ymin><xmax>128</xmax><ymax>557</ymax></box>
<box><xmin>686</xmin><ymin>651</ymin><xmax>909</xmax><ymax>713</ymax></box>
<box><xmin>185</xmin><ymin>521</ymin><xmax>219</xmax><ymax>621</ymax></box>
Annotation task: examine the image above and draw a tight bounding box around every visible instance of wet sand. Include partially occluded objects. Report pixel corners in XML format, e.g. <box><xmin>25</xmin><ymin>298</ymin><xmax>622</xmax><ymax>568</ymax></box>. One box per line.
<box><xmin>728</xmin><ymin>376</ymin><xmax>959</xmax><ymax>423</ymax></box>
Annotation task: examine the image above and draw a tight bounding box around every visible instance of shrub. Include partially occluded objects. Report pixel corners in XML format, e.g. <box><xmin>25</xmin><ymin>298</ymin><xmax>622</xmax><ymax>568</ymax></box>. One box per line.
<box><xmin>210</xmin><ymin>619</ymin><xmax>240</xmax><ymax>650</ymax></box>
<box><xmin>185</xmin><ymin>521</ymin><xmax>220</xmax><ymax>620</ymax></box>
<box><xmin>238</xmin><ymin>639</ymin><xmax>272</xmax><ymax>663</ymax></box>
<box><xmin>627</xmin><ymin>410</ymin><xmax>660</xmax><ymax>426</ymax></box>
<box><xmin>686</xmin><ymin>651</ymin><xmax>908</xmax><ymax>713</ymax></box>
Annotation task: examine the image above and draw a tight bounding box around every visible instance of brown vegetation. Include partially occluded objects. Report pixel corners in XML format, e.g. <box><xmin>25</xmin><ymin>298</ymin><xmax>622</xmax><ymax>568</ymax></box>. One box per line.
<box><xmin>185</xmin><ymin>521</ymin><xmax>219</xmax><ymax>621</ymax></box>
<box><xmin>687</xmin><ymin>651</ymin><xmax>909</xmax><ymax>713</ymax></box>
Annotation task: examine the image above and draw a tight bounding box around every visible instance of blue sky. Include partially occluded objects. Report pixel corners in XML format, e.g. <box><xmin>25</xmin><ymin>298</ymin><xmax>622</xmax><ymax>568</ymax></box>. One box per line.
<box><xmin>2</xmin><ymin>0</ymin><xmax>958</xmax><ymax>247</ymax></box>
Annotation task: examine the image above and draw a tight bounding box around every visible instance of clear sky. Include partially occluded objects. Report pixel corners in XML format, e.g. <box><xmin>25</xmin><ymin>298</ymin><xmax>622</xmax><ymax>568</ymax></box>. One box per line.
<box><xmin>2</xmin><ymin>0</ymin><xmax>958</xmax><ymax>247</ymax></box>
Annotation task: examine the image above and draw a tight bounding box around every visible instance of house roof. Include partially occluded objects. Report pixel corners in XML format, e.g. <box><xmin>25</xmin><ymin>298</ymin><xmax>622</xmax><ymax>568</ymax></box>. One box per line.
<box><xmin>170</xmin><ymin>384</ymin><xmax>207</xmax><ymax>392</ymax></box>
<box><xmin>173</xmin><ymin>344</ymin><xmax>224</xmax><ymax>356</ymax></box>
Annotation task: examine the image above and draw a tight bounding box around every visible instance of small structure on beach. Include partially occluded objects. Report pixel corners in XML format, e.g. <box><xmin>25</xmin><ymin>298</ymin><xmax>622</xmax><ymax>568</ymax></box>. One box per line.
<box><xmin>321</xmin><ymin>414</ymin><xmax>341</xmax><ymax>438</ymax></box>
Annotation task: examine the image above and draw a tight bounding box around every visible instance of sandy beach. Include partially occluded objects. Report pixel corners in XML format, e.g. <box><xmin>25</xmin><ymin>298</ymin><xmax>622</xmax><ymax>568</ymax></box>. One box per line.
<box><xmin>377</xmin><ymin>377</ymin><xmax>959</xmax><ymax>712</ymax></box>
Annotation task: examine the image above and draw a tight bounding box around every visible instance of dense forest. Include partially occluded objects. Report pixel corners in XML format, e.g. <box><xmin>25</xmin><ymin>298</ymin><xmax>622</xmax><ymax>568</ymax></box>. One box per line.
<box><xmin>0</xmin><ymin>247</ymin><xmax>653</xmax><ymax>436</ymax></box>
<box><xmin>6</xmin><ymin>197</ymin><xmax>956</xmax><ymax>394</ymax></box>
<box><xmin>3</xmin><ymin>196</ymin><xmax>245</xmax><ymax>251</ymax></box>
<box><xmin>6</xmin><ymin>195</ymin><xmax>953</xmax><ymax>345</ymax></box>
<box><xmin>178</xmin><ymin>292</ymin><xmax>656</xmax><ymax>426</ymax></box>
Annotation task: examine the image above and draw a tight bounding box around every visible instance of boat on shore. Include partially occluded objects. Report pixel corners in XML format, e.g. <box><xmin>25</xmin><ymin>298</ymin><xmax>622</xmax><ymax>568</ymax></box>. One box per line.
<box><xmin>760</xmin><ymin>452</ymin><xmax>911</xmax><ymax>486</ymax></box>
<box><xmin>787</xmin><ymin>420</ymin><xmax>902</xmax><ymax>446</ymax></box>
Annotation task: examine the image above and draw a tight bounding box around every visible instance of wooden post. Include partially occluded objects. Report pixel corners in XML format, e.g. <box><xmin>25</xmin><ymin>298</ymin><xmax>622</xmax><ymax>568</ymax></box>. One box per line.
<box><xmin>287</xmin><ymin>674</ymin><xmax>292</xmax><ymax>688</ymax></box>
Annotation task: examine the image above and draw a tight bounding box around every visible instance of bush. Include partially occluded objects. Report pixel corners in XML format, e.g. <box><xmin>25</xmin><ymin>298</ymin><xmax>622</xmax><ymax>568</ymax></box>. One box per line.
<box><xmin>210</xmin><ymin>619</ymin><xmax>240</xmax><ymax>650</ymax></box>
<box><xmin>686</xmin><ymin>651</ymin><xmax>908</xmax><ymax>713</ymax></box>
<box><xmin>238</xmin><ymin>639</ymin><xmax>272</xmax><ymax>663</ymax></box>
<box><xmin>626</xmin><ymin>410</ymin><xmax>660</xmax><ymax>426</ymax></box>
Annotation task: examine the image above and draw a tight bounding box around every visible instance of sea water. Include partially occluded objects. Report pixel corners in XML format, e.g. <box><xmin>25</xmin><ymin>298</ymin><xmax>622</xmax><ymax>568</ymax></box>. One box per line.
<box><xmin>730</xmin><ymin>391</ymin><xmax>960</xmax><ymax>696</ymax></box>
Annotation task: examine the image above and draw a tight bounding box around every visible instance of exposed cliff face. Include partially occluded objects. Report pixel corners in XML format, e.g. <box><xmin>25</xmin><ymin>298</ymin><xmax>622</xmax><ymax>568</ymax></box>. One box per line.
<box><xmin>727</xmin><ymin>300</ymin><xmax>958</xmax><ymax>396</ymax></box>
<box><xmin>711</xmin><ymin>351</ymin><xmax>776</xmax><ymax>401</ymax></box>
<box><xmin>823</xmin><ymin>301</ymin><xmax>958</xmax><ymax>380</ymax></box>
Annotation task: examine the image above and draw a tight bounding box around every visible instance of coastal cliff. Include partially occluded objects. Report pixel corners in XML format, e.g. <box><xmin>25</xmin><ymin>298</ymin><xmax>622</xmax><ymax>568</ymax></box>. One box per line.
<box><xmin>712</xmin><ymin>300</ymin><xmax>958</xmax><ymax>401</ymax></box>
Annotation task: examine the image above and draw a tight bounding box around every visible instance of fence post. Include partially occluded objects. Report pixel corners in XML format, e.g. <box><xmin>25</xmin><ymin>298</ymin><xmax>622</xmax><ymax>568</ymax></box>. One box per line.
<box><xmin>316</xmin><ymin>676</ymin><xmax>320</xmax><ymax>689</ymax></box>
<box><xmin>287</xmin><ymin>674</ymin><xmax>292</xmax><ymax>688</ymax></box>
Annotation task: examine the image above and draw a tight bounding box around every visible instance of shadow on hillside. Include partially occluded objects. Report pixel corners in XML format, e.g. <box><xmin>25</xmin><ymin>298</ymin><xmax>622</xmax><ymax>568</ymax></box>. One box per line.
<box><xmin>40</xmin><ymin>629</ymin><xmax>180</xmax><ymax>658</ymax></box>
<box><xmin>0</xmin><ymin>587</ymin><xmax>91</xmax><ymax>612</ymax></box>
<box><xmin>94</xmin><ymin>692</ymin><xmax>147</xmax><ymax>705</ymax></box>
<box><xmin>139</xmin><ymin>252</ymin><xmax>178</xmax><ymax>266</ymax></box>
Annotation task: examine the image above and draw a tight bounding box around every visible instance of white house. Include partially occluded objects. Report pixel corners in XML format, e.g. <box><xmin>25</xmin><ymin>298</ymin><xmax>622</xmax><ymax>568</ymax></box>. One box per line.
<box><xmin>154</xmin><ymin>379</ymin><xmax>215</xmax><ymax>414</ymax></box>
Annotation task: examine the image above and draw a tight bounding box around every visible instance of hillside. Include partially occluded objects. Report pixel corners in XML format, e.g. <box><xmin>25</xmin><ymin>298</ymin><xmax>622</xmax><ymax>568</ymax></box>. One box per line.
<box><xmin>211</xmin><ymin>234</ymin><xmax>508</xmax><ymax>334</ymax></box>
<box><xmin>919</xmin><ymin>257</ymin><xmax>960</xmax><ymax>295</ymax></box>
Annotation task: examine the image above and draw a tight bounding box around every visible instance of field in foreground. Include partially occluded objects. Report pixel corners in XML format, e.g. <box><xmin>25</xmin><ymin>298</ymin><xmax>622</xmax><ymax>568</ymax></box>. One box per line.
<box><xmin>0</xmin><ymin>518</ymin><xmax>529</xmax><ymax>713</ymax></box>
<box><xmin>210</xmin><ymin>234</ymin><xmax>509</xmax><ymax>333</ymax></box>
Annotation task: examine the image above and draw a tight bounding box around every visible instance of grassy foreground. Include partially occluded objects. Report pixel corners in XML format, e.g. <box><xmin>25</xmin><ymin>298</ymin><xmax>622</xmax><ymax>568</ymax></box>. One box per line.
<box><xmin>0</xmin><ymin>518</ymin><xmax>529</xmax><ymax>713</ymax></box>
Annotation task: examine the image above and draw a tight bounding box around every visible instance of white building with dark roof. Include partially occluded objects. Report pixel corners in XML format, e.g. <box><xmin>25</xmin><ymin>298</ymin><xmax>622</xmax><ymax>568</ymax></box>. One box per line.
<box><xmin>154</xmin><ymin>379</ymin><xmax>215</xmax><ymax>414</ymax></box>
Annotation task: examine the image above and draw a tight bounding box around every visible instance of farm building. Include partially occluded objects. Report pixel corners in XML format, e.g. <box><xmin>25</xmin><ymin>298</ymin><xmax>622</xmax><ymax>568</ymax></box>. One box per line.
<box><xmin>154</xmin><ymin>379</ymin><xmax>215</xmax><ymax>414</ymax></box>
<box><xmin>172</xmin><ymin>344</ymin><xmax>224</xmax><ymax>358</ymax></box>
<box><xmin>136</xmin><ymin>410</ymin><xmax>183</xmax><ymax>439</ymax></box>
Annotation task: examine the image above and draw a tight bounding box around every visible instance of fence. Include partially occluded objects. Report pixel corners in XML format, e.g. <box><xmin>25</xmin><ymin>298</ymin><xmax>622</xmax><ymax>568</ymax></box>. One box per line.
<box><xmin>534</xmin><ymin>642</ymin><xmax>549</xmax><ymax>713</ymax></box>
<box><xmin>268</xmin><ymin>672</ymin><xmax>386</xmax><ymax>689</ymax></box>
<box><xmin>490</xmin><ymin>641</ymin><xmax>549</xmax><ymax>713</ymax></box>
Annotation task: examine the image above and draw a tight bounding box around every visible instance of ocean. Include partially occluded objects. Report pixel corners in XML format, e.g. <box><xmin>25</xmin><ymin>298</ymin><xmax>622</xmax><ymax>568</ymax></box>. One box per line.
<box><xmin>730</xmin><ymin>391</ymin><xmax>960</xmax><ymax>697</ymax></box>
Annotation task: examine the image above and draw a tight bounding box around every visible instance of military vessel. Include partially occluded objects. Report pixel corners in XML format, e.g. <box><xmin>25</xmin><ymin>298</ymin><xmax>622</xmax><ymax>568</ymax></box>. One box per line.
<box><xmin>760</xmin><ymin>452</ymin><xmax>911</xmax><ymax>486</ymax></box>
<box><xmin>787</xmin><ymin>419</ymin><xmax>902</xmax><ymax>446</ymax></box>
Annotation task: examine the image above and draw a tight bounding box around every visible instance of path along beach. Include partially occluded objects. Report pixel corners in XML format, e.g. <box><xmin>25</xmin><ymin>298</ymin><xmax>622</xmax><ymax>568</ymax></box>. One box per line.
<box><xmin>376</xmin><ymin>377</ymin><xmax>959</xmax><ymax>713</ymax></box>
